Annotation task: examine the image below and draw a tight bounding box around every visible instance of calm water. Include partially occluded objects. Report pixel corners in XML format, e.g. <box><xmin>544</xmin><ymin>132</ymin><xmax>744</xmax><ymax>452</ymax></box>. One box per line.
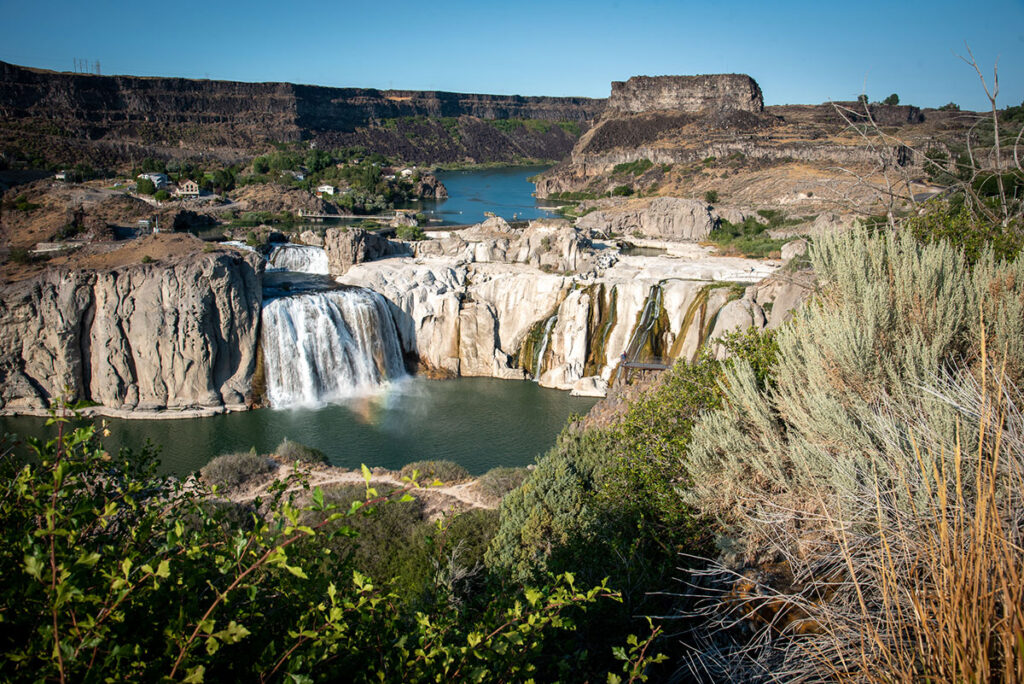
<box><xmin>402</xmin><ymin>165</ymin><xmax>561</xmax><ymax>225</ymax></box>
<box><xmin>0</xmin><ymin>378</ymin><xmax>596</xmax><ymax>477</ymax></box>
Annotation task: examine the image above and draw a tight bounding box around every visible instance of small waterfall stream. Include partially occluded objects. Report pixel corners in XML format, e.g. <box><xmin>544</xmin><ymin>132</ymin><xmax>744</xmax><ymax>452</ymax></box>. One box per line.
<box><xmin>267</xmin><ymin>244</ymin><xmax>329</xmax><ymax>275</ymax></box>
<box><xmin>260</xmin><ymin>288</ymin><xmax>406</xmax><ymax>407</ymax></box>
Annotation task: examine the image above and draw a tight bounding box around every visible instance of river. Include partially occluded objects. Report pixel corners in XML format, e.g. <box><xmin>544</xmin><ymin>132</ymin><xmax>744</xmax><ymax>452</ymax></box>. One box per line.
<box><xmin>401</xmin><ymin>165</ymin><xmax>561</xmax><ymax>225</ymax></box>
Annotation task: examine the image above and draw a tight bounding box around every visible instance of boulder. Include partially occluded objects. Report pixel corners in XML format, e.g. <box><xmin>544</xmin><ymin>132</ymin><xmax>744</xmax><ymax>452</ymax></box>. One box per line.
<box><xmin>323</xmin><ymin>227</ymin><xmax>391</xmax><ymax>275</ymax></box>
<box><xmin>781</xmin><ymin>238</ymin><xmax>808</xmax><ymax>262</ymax></box>
<box><xmin>576</xmin><ymin>197</ymin><xmax>715</xmax><ymax>241</ymax></box>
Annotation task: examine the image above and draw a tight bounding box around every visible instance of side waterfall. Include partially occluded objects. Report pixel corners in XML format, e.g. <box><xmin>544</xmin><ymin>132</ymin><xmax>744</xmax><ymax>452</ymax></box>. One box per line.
<box><xmin>268</xmin><ymin>244</ymin><xmax>329</xmax><ymax>274</ymax></box>
<box><xmin>260</xmin><ymin>288</ymin><xmax>406</xmax><ymax>407</ymax></box>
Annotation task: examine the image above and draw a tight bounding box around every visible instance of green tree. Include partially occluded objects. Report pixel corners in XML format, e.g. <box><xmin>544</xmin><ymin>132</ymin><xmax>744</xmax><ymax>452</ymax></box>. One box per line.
<box><xmin>136</xmin><ymin>177</ymin><xmax>156</xmax><ymax>195</ymax></box>
<box><xmin>883</xmin><ymin>93</ymin><xmax>900</xmax><ymax>105</ymax></box>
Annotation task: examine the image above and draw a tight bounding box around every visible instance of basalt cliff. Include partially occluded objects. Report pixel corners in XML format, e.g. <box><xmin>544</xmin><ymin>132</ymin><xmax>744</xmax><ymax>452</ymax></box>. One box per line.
<box><xmin>0</xmin><ymin>235</ymin><xmax>262</xmax><ymax>413</ymax></box>
<box><xmin>535</xmin><ymin>73</ymin><xmax>974</xmax><ymax>210</ymax></box>
<box><xmin>0</xmin><ymin>61</ymin><xmax>604</xmax><ymax>168</ymax></box>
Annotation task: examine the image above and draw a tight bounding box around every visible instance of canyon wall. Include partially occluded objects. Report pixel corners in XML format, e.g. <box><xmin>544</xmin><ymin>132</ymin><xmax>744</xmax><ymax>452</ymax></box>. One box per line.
<box><xmin>0</xmin><ymin>249</ymin><xmax>262</xmax><ymax>412</ymax></box>
<box><xmin>0</xmin><ymin>61</ymin><xmax>604</xmax><ymax>166</ymax></box>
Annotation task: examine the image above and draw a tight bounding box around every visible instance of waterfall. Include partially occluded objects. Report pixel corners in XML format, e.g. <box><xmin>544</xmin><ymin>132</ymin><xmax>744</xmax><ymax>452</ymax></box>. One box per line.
<box><xmin>260</xmin><ymin>288</ymin><xmax>406</xmax><ymax>407</ymax></box>
<box><xmin>533</xmin><ymin>314</ymin><xmax>558</xmax><ymax>381</ymax></box>
<box><xmin>268</xmin><ymin>244</ymin><xmax>329</xmax><ymax>274</ymax></box>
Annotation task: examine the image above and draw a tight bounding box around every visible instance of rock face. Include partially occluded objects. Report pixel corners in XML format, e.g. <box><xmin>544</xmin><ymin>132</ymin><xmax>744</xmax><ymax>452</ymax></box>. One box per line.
<box><xmin>0</xmin><ymin>61</ymin><xmax>603</xmax><ymax>167</ymax></box>
<box><xmin>607</xmin><ymin>75</ymin><xmax>764</xmax><ymax>115</ymax></box>
<box><xmin>323</xmin><ymin>228</ymin><xmax>394</xmax><ymax>275</ymax></box>
<box><xmin>576</xmin><ymin>198</ymin><xmax>716</xmax><ymax>241</ymax></box>
<box><xmin>0</xmin><ymin>251</ymin><xmax>263</xmax><ymax>412</ymax></box>
<box><xmin>340</xmin><ymin>248</ymin><xmax>796</xmax><ymax>395</ymax></box>
<box><xmin>410</xmin><ymin>218</ymin><xmax>594</xmax><ymax>275</ymax></box>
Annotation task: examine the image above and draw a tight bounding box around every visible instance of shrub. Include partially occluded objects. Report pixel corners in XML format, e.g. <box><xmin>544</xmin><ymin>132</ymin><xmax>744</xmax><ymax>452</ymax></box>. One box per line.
<box><xmin>611</xmin><ymin>185</ymin><xmax>633</xmax><ymax>196</ymax></box>
<box><xmin>200</xmin><ymin>451</ymin><xmax>276</xmax><ymax>491</ymax></box>
<box><xmin>275</xmin><ymin>438</ymin><xmax>327</xmax><ymax>464</ymax></box>
<box><xmin>938</xmin><ymin>101</ymin><xmax>960</xmax><ymax>111</ymax></box>
<box><xmin>8</xmin><ymin>247</ymin><xmax>32</xmax><ymax>263</ymax></box>
<box><xmin>475</xmin><ymin>466</ymin><xmax>530</xmax><ymax>502</ymax></box>
<box><xmin>0</xmin><ymin>412</ymin><xmax>619</xmax><ymax>682</ymax></box>
<box><xmin>395</xmin><ymin>224</ymin><xmax>425</xmax><ymax>241</ymax></box>
<box><xmin>153</xmin><ymin>189</ymin><xmax>170</xmax><ymax>201</ymax></box>
<box><xmin>612</xmin><ymin>159</ymin><xmax>653</xmax><ymax>176</ymax></box>
<box><xmin>399</xmin><ymin>460</ymin><xmax>470</xmax><ymax>484</ymax></box>
<box><xmin>882</xmin><ymin>92</ymin><xmax>900</xmax><ymax>105</ymax></box>
<box><xmin>140</xmin><ymin>255</ymin><xmax>154</xmax><ymax>264</ymax></box>
<box><xmin>136</xmin><ymin>177</ymin><xmax>156</xmax><ymax>195</ymax></box>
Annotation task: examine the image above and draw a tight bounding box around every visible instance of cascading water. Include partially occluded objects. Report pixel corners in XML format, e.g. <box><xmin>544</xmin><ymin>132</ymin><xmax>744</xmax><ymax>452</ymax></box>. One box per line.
<box><xmin>260</xmin><ymin>288</ymin><xmax>406</xmax><ymax>407</ymax></box>
<box><xmin>268</xmin><ymin>244</ymin><xmax>329</xmax><ymax>274</ymax></box>
<box><xmin>533</xmin><ymin>314</ymin><xmax>558</xmax><ymax>381</ymax></box>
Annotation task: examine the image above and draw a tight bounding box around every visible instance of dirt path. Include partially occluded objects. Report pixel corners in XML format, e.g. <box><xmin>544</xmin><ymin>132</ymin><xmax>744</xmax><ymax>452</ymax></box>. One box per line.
<box><xmin>233</xmin><ymin>464</ymin><xmax>495</xmax><ymax>516</ymax></box>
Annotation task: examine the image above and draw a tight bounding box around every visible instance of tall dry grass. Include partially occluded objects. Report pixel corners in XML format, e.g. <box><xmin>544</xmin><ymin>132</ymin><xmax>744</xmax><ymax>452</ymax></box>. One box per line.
<box><xmin>682</xmin><ymin>361</ymin><xmax>1024</xmax><ymax>682</ymax></box>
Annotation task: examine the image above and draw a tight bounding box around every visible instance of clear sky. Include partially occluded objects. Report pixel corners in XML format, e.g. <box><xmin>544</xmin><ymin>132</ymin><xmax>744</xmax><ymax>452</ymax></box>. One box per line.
<box><xmin>2</xmin><ymin>0</ymin><xmax>1023</xmax><ymax>111</ymax></box>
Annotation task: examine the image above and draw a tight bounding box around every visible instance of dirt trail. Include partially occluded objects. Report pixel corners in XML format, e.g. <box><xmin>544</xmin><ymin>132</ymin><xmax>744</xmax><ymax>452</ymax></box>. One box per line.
<box><xmin>233</xmin><ymin>464</ymin><xmax>495</xmax><ymax>517</ymax></box>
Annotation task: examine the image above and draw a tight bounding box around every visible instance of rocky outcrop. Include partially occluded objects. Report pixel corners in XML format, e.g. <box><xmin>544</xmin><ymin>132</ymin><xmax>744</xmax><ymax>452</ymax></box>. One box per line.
<box><xmin>0</xmin><ymin>248</ymin><xmax>263</xmax><ymax>412</ymax></box>
<box><xmin>410</xmin><ymin>217</ymin><xmax>593</xmax><ymax>274</ymax></box>
<box><xmin>607</xmin><ymin>75</ymin><xmax>763</xmax><ymax>115</ymax></box>
<box><xmin>576</xmin><ymin>197</ymin><xmax>715</xmax><ymax>241</ymax></box>
<box><xmin>323</xmin><ymin>227</ymin><xmax>394</xmax><ymax>275</ymax></box>
<box><xmin>340</xmin><ymin>249</ymin><xmax>794</xmax><ymax>395</ymax></box>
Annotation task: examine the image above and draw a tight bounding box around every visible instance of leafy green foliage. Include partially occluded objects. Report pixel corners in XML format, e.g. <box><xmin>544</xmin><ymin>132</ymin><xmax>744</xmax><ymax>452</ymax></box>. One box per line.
<box><xmin>707</xmin><ymin>215</ymin><xmax>788</xmax><ymax>258</ymax></box>
<box><xmin>135</xmin><ymin>177</ymin><xmax>156</xmax><ymax>195</ymax></box>
<box><xmin>612</xmin><ymin>185</ymin><xmax>634</xmax><ymax>196</ymax></box>
<box><xmin>0</xmin><ymin>408</ymin><xmax>626</xmax><ymax>682</ymax></box>
<box><xmin>882</xmin><ymin>93</ymin><xmax>900</xmax><ymax>106</ymax></box>
<box><xmin>396</xmin><ymin>224</ymin><xmax>426</xmax><ymax>241</ymax></box>
<box><xmin>704</xmin><ymin>189</ymin><xmax>719</xmax><ymax>204</ymax></box>
<box><xmin>905</xmin><ymin>199</ymin><xmax>1024</xmax><ymax>263</ymax></box>
<box><xmin>154</xmin><ymin>189</ymin><xmax>170</xmax><ymax>201</ymax></box>
<box><xmin>612</xmin><ymin>159</ymin><xmax>654</xmax><ymax>176</ymax></box>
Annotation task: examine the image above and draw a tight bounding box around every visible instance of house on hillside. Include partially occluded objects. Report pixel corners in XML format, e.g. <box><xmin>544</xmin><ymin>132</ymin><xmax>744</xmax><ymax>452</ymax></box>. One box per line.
<box><xmin>177</xmin><ymin>179</ymin><xmax>200</xmax><ymax>197</ymax></box>
<box><xmin>137</xmin><ymin>172</ymin><xmax>169</xmax><ymax>189</ymax></box>
<box><xmin>316</xmin><ymin>184</ymin><xmax>336</xmax><ymax>198</ymax></box>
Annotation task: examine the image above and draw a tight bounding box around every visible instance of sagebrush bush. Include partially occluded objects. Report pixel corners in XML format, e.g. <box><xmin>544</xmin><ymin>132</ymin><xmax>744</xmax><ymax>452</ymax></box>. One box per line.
<box><xmin>275</xmin><ymin>438</ymin><xmax>327</xmax><ymax>464</ymax></box>
<box><xmin>399</xmin><ymin>460</ymin><xmax>470</xmax><ymax>484</ymax></box>
<box><xmin>474</xmin><ymin>467</ymin><xmax>530</xmax><ymax>502</ymax></box>
<box><xmin>680</xmin><ymin>228</ymin><xmax>1024</xmax><ymax>680</ymax></box>
<box><xmin>200</xmin><ymin>451</ymin><xmax>276</xmax><ymax>491</ymax></box>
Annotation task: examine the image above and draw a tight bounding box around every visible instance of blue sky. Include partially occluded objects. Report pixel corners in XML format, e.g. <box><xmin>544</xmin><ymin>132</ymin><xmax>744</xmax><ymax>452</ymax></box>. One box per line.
<box><xmin>2</xmin><ymin>0</ymin><xmax>1023</xmax><ymax>110</ymax></box>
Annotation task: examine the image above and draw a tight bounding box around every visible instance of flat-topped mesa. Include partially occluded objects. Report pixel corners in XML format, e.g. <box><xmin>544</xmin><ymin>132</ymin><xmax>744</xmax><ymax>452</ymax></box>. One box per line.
<box><xmin>607</xmin><ymin>74</ymin><xmax>763</xmax><ymax>115</ymax></box>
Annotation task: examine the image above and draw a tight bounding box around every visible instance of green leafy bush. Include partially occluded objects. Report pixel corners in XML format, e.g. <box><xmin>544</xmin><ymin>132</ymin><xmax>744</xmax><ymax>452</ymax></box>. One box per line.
<box><xmin>611</xmin><ymin>185</ymin><xmax>633</xmax><ymax>196</ymax></box>
<box><xmin>0</xmin><ymin>411</ymin><xmax>623</xmax><ymax>682</ymax></box>
<box><xmin>612</xmin><ymin>159</ymin><xmax>654</xmax><ymax>176</ymax></box>
<box><xmin>396</xmin><ymin>224</ymin><xmax>426</xmax><ymax>241</ymax></box>
<box><xmin>136</xmin><ymin>177</ymin><xmax>156</xmax><ymax>195</ymax></box>
<box><xmin>153</xmin><ymin>189</ymin><xmax>170</xmax><ymax>201</ymax></box>
<box><xmin>399</xmin><ymin>460</ymin><xmax>470</xmax><ymax>483</ymax></box>
<box><xmin>704</xmin><ymin>189</ymin><xmax>719</xmax><ymax>204</ymax></box>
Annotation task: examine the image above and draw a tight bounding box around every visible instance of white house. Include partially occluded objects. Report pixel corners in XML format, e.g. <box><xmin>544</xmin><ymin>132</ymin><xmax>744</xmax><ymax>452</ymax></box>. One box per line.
<box><xmin>137</xmin><ymin>172</ymin><xmax>169</xmax><ymax>189</ymax></box>
<box><xmin>316</xmin><ymin>184</ymin><xmax>336</xmax><ymax>197</ymax></box>
<box><xmin>177</xmin><ymin>179</ymin><xmax>200</xmax><ymax>197</ymax></box>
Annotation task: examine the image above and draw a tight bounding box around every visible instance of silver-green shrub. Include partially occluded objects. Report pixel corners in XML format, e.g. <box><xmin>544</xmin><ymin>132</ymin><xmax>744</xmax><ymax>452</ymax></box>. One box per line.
<box><xmin>685</xmin><ymin>228</ymin><xmax>1024</xmax><ymax>552</ymax></box>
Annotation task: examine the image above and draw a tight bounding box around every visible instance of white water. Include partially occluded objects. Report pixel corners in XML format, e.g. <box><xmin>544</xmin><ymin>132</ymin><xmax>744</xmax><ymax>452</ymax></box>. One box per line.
<box><xmin>261</xmin><ymin>288</ymin><xmax>406</xmax><ymax>408</ymax></box>
<box><xmin>268</xmin><ymin>244</ymin><xmax>329</xmax><ymax>274</ymax></box>
<box><xmin>533</xmin><ymin>314</ymin><xmax>558</xmax><ymax>380</ymax></box>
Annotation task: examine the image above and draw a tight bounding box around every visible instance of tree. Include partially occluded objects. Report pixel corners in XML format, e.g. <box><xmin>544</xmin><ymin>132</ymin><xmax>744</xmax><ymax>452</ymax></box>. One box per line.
<box><xmin>153</xmin><ymin>189</ymin><xmax>170</xmax><ymax>201</ymax></box>
<box><xmin>882</xmin><ymin>93</ymin><xmax>900</xmax><ymax>105</ymax></box>
<box><xmin>136</xmin><ymin>177</ymin><xmax>156</xmax><ymax>195</ymax></box>
<box><xmin>857</xmin><ymin>93</ymin><xmax>869</xmax><ymax>105</ymax></box>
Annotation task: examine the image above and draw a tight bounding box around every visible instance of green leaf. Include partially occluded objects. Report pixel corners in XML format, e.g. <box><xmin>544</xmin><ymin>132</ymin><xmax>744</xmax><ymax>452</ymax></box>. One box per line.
<box><xmin>214</xmin><ymin>621</ymin><xmax>251</xmax><ymax>644</ymax></box>
<box><xmin>312</xmin><ymin>486</ymin><xmax>324</xmax><ymax>508</ymax></box>
<box><xmin>183</xmin><ymin>665</ymin><xmax>206</xmax><ymax>683</ymax></box>
<box><xmin>155</xmin><ymin>559</ymin><xmax>171</xmax><ymax>578</ymax></box>
<box><xmin>205</xmin><ymin>637</ymin><xmax>220</xmax><ymax>656</ymax></box>
<box><xmin>121</xmin><ymin>557</ymin><xmax>132</xmax><ymax>578</ymax></box>
<box><xmin>361</xmin><ymin>463</ymin><xmax>372</xmax><ymax>484</ymax></box>
<box><xmin>23</xmin><ymin>555</ymin><xmax>44</xmax><ymax>581</ymax></box>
